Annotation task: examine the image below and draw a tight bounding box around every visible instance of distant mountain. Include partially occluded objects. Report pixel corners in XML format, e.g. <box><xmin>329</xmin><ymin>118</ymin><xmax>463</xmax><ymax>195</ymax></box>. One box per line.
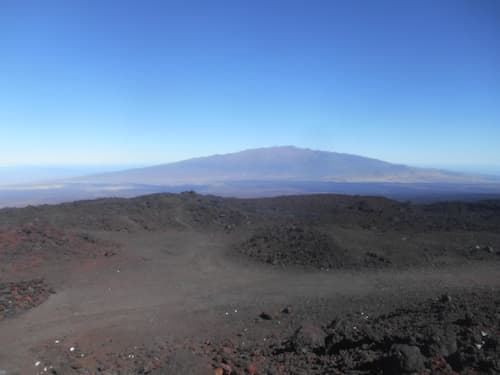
<box><xmin>2</xmin><ymin>147</ymin><xmax>499</xmax><ymax>208</ymax></box>
<box><xmin>72</xmin><ymin>146</ymin><xmax>487</xmax><ymax>185</ymax></box>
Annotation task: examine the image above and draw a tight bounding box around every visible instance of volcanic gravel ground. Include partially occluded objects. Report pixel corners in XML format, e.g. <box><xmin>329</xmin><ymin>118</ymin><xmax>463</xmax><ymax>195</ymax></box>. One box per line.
<box><xmin>236</xmin><ymin>222</ymin><xmax>500</xmax><ymax>270</ymax></box>
<box><xmin>237</xmin><ymin>224</ymin><xmax>352</xmax><ymax>269</ymax></box>
<box><xmin>28</xmin><ymin>290</ymin><xmax>500</xmax><ymax>375</ymax></box>
<box><xmin>0</xmin><ymin>279</ymin><xmax>53</xmax><ymax>320</ymax></box>
<box><xmin>0</xmin><ymin>193</ymin><xmax>499</xmax><ymax>374</ymax></box>
<box><xmin>0</xmin><ymin>224</ymin><xmax>119</xmax><ymax>280</ymax></box>
<box><xmin>204</xmin><ymin>290</ymin><xmax>500</xmax><ymax>375</ymax></box>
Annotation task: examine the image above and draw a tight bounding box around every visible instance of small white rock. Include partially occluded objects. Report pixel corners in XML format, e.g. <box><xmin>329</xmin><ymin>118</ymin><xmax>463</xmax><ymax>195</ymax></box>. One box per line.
<box><xmin>69</xmin><ymin>347</ymin><xmax>75</xmax><ymax>352</ymax></box>
<box><xmin>35</xmin><ymin>361</ymin><xmax>41</xmax><ymax>367</ymax></box>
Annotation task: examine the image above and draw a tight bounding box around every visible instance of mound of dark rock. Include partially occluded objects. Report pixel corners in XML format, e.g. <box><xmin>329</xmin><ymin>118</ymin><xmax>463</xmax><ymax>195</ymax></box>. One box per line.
<box><xmin>0</xmin><ymin>224</ymin><xmax>120</xmax><ymax>278</ymax></box>
<box><xmin>0</xmin><ymin>224</ymin><xmax>118</xmax><ymax>261</ymax></box>
<box><xmin>0</xmin><ymin>279</ymin><xmax>54</xmax><ymax>320</ymax></box>
<box><xmin>209</xmin><ymin>290</ymin><xmax>500</xmax><ymax>374</ymax></box>
<box><xmin>181</xmin><ymin>194</ymin><xmax>245</xmax><ymax>231</ymax></box>
<box><xmin>319</xmin><ymin>291</ymin><xmax>499</xmax><ymax>374</ymax></box>
<box><xmin>238</xmin><ymin>224</ymin><xmax>351</xmax><ymax>269</ymax></box>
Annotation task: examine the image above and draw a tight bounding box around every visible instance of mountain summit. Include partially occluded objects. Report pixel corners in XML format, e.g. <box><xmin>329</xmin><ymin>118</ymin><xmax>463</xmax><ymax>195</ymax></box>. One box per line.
<box><xmin>74</xmin><ymin>146</ymin><xmax>482</xmax><ymax>185</ymax></box>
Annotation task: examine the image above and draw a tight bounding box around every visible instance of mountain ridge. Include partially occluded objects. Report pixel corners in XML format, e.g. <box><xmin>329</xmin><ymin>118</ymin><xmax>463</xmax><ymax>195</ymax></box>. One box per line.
<box><xmin>70</xmin><ymin>146</ymin><xmax>484</xmax><ymax>185</ymax></box>
<box><xmin>2</xmin><ymin>146</ymin><xmax>498</xmax><ymax>208</ymax></box>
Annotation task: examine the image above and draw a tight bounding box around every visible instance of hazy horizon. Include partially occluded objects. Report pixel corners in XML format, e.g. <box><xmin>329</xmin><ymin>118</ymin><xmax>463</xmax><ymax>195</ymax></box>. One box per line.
<box><xmin>1</xmin><ymin>146</ymin><xmax>500</xmax><ymax>188</ymax></box>
<box><xmin>0</xmin><ymin>164</ymin><xmax>143</xmax><ymax>186</ymax></box>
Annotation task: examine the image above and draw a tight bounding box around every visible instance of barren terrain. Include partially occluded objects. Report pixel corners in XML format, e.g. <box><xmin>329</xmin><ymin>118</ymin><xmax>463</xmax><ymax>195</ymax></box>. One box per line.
<box><xmin>0</xmin><ymin>193</ymin><xmax>499</xmax><ymax>374</ymax></box>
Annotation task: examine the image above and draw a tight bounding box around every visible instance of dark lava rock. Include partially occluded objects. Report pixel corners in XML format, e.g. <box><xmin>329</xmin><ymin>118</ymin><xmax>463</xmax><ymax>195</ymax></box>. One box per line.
<box><xmin>0</xmin><ymin>279</ymin><xmax>53</xmax><ymax>320</ymax></box>
<box><xmin>238</xmin><ymin>224</ymin><xmax>352</xmax><ymax>269</ymax></box>
<box><xmin>427</xmin><ymin>327</ymin><xmax>458</xmax><ymax>357</ymax></box>
<box><xmin>0</xmin><ymin>223</ymin><xmax>119</xmax><ymax>275</ymax></box>
<box><xmin>203</xmin><ymin>290</ymin><xmax>500</xmax><ymax>375</ymax></box>
<box><xmin>439</xmin><ymin>293</ymin><xmax>453</xmax><ymax>303</ymax></box>
<box><xmin>259</xmin><ymin>312</ymin><xmax>272</xmax><ymax>320</ymax></box>
<box><xmin>281</xmin><ymin>306</ymin><xmax>292</xmax><ymax>314</ymax></box>
<box><xmin>290</xmin><ymin>324</ymin><xmax>326</xmax><ymax>354</ymax></box>
<box><xmin>387</xmin><ymin>344</ymin><xmax>425</xmax><ymax>374</ymax></box>
<box><xmin>456</xmin><ymin>312</ymin><xmax>475</xmax><ymax>327</ymax></box>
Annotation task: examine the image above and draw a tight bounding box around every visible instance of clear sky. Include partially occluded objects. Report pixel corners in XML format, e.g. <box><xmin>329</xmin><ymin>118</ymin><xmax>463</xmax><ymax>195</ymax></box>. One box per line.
<box><xmin>1</xmin><ymin>0</ymin><xmax>499</xmax><ymax>170</ymax></box>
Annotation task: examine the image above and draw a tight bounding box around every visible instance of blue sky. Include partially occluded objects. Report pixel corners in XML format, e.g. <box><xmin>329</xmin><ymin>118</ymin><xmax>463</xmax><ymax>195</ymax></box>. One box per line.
<box><xmin>1</xmin><ymin>0</ymin><xmax>499</xmax><ymax>170</ymax></box>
